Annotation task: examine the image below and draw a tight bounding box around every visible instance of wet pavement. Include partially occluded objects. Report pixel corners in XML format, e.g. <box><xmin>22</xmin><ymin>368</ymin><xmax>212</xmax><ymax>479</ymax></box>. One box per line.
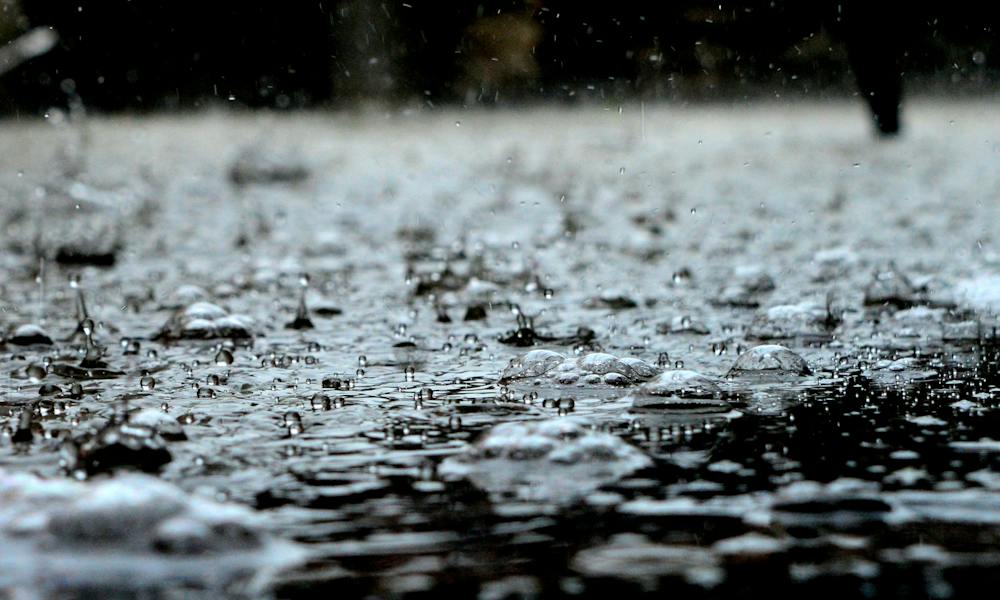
<box><xmin>3</xmin><ymin>101</ymin><xmax>1000</xmax><ymax>598</ymax></box>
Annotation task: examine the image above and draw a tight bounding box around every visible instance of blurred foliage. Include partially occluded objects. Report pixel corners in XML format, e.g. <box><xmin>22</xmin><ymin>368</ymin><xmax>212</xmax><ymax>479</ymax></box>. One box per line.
<box><xmin>0</xmin><ymin>1</ymin><xmax>997</xmax><ymax>113</ymax></box>
<box><xmin>0</xmin><ymin>0</ymin><xmax>26</xmax><ymax>43</ymax></box>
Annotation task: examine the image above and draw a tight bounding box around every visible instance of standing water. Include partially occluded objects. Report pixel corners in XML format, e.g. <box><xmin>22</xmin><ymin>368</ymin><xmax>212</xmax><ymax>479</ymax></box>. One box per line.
<box><xmin>2</xmin><ymin>103</ymin><xmax>1000</xmax><ymax>598</ymax></box>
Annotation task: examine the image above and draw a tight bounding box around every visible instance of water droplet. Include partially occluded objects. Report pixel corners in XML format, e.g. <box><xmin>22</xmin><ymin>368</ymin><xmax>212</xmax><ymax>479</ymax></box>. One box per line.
<box><xmin>284</xmin><ymin>411</ymin><xmax>304</xmax><ymax>436</ymax></box>
<box><xmin>26</xmin><ymin>363</ymin><xmax>46</xmax><ymax>383</ymax></box>
<box><xmin>214</xmin><ymin>348</ymin><xmax>234</xmax><ymax>366</ymax></box>
<box><xmin>38</xmin><ymin>383</ymin><xmax>61</xmax><ymax>396</ymax></box>
<box><xmin>310</xmin><ymin>393</ymin><xmax>331</xmax><ymax>411</ymax></box>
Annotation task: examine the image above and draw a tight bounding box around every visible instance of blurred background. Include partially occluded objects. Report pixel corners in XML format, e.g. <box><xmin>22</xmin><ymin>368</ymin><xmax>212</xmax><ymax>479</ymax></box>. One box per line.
<box><xmin>0</xmin><ymin>0</ymin><xmax>996</xmax><ymax>114</ymax></box>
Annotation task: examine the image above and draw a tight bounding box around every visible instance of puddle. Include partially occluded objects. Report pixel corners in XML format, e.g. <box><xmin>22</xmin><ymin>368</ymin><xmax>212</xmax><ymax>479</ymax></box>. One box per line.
<box><xmin>2</xmin><ymin>103</ymin><xmax>1000</xmax><ymax>598</ymax></box>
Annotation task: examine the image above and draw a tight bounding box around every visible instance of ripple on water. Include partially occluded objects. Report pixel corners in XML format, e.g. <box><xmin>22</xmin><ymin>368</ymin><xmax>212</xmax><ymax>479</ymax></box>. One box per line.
<box><xmin>571</xmin><ymin>533</ymin><xmax>723</xmax><ymax>589</ymax></box>
<box><xmin>500</xmin><ymin>350</ymin><xmax>659</xmax><ymax>387</ymax></box>
<box><xmin>154</xmin><ymin>302</ymin><xmax>254</xmax><ymax>340</ymax></box>
<box><xmin>626</xmin><ymin>370</ymin><xmax>730</xmax><ymax>411</ymax></box>
<box><xmin>0</xmin><ymin>469</ymin><xmax>304</xmax><ymax>591</ymax></box>
<box><xmin>438</xmin><ymin>418</ymin><xmax>652</xmax><ymax>504</ymax></box>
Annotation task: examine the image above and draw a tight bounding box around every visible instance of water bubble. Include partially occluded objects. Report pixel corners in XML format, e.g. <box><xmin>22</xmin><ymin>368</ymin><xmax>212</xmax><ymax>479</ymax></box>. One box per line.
<box><xmin>284</xmin><ymin>411</ymin><xmax>304</xmax><ymax>436</ymax></box>
<box><xmin>310</xmin><ymin>393</ymin><xmax>331</xmax><ymax>411</ymax></box>
<box><xmin>214</xmin><ymin>348</ymin><xmax>235</xmax><ymax>366</ymax></box>
<box><xmin>671</xmin><ymin>269</ymin><xmax>692</xmax><ymax>285</ymax></box>
<box><xmin>140</xmin><ymin>375</ymin><xmax>156</xmax><ymax>390</ymax></box>
<box><xmin>26</xmin><ymin>363</ymin><xmax>47</xmax><ymax>383</ymax></box>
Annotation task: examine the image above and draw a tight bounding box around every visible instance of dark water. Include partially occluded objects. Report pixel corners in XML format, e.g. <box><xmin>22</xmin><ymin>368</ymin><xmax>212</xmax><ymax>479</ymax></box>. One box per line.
<box><xmin>2</xmin><ymin>104</ymin><xmax>1000</xmax><ymax>598</ymax></box>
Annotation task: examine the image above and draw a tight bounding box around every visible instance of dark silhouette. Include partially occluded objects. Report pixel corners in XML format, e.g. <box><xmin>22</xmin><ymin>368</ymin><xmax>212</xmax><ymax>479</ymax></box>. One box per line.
<box><xmin>835</xmin><ymin>1</ymin><xmax>906</xmax><ymax>135</ymax></box>
<box><xmin>3</xmin><ymin>1</ymin><xmax>991</xmax><ymax>135</ymax></box>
